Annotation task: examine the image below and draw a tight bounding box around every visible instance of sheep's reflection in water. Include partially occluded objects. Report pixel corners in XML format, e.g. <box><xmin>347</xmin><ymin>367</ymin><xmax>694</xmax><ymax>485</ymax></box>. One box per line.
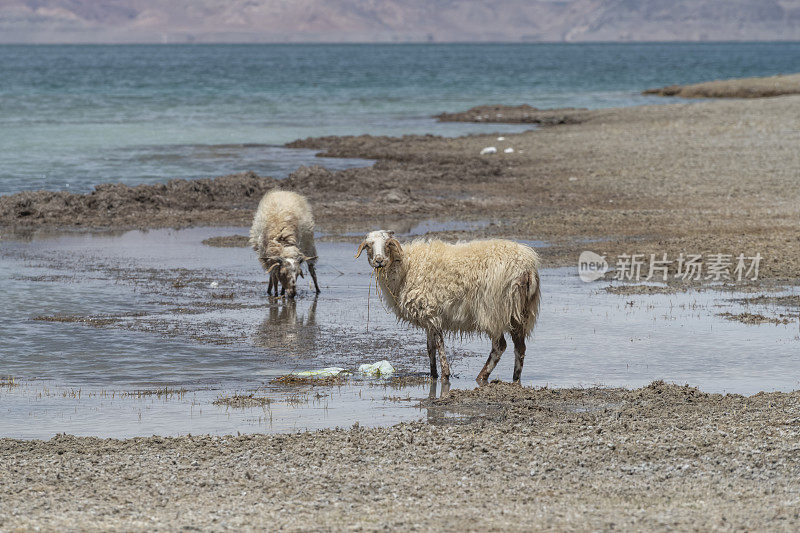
<box><xmin>425</xmin><ymin>379</ymin><xmax>451</xmax><ymax>425</ymax></box>
<box><xmin>254</xmin><ymin>296</ymin><xmax>319</xmax><ymax>356</ymax></box>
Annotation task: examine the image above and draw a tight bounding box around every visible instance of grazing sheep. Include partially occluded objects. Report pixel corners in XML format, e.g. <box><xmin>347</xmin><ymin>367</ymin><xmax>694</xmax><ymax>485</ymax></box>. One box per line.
<box><xmin>249</xmin><ymin>190</ymin><xmax>320</xmax><ymax>298</ymax></box>
<box><xmin>356</xmin><ymin>230</ymin><xmax>541</xmax><ymax>384</ymax></box>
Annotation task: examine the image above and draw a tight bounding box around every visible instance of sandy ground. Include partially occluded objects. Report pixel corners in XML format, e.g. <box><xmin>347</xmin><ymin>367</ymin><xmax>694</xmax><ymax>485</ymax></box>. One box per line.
<box><xmin>644</xmin><ymin>73</ymin><xmax>800</xmax><ymax>98</ymax></box>
<box><xmin>2</xmin><ymin>382</ymin><xmax>799</xmax><ymax>531</ymax></box>
<box><xmin>3</xmin><ymin>95</ymin><xmax>798</xmax><ymax>285</ymax></box>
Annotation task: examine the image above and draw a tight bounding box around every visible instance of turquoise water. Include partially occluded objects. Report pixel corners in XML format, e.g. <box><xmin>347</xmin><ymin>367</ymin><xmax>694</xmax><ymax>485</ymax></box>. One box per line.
<box><xmin>2</xmin><ymin>42</ymin><xmax>800</xmax><ymax>194</ymax></box>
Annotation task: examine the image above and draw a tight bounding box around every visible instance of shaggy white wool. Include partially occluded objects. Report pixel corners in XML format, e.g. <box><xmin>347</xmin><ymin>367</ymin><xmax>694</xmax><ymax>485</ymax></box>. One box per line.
<box><xmin>249</xmin><ymin>190</ymin><xmax>317</xmax><ymax>260</ymax></box>
<box><xmin>372</xmin><ymin>237</ymin><xmax>541</xmax><ymax>340</ymax></box>
<box><xmin>249</xmin><ymin>190</ymin><xmax>320</xmax><ymax>296</ymax></box>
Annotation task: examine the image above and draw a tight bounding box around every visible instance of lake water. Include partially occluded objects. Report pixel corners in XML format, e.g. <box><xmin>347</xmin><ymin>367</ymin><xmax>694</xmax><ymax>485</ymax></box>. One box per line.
<box><xmin>2</xmin><ymin>42</ymin><xmax>800</xmax><ymax>194</ymax></box>
<box><xmin>1</xmin><ymin>228</ymin><xmax>797</xmax><ymax>438</ymax></box>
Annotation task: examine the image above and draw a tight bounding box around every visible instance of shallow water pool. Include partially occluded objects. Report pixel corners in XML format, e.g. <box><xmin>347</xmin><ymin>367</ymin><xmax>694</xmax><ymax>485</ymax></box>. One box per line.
<box><xmin>1</xmin><ymin>227</ymin><xmax>797</xmax><ymax>438</ymax></box>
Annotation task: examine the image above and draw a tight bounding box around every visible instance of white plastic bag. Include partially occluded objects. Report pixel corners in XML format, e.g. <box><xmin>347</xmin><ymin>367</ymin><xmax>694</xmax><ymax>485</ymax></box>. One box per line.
<box><xmin>358</xmin><ymin>360</ymin><xmax>395</xmax><ymax>377</ymax></box>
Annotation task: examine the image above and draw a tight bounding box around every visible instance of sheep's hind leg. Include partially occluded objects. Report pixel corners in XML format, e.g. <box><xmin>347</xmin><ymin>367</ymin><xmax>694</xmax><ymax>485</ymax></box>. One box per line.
<box><xmin>268</xmin><ymin>272</ymin><xmax>276</xmax><ymax>297</ymax></box>
<box><xmin>476</xmin><ymin>335</ymin><xmax>506</xmax><ymax>385</ymax></box>
<box><xmin>426</xmin><ymin>330</ymin><xmax>438</xmax><ymax>379</ymax></box>
<box><xmin>308</xmin><ymin>263</ymin><xmax>321</xmax><ymax>293</ymax></box>
<box><xmin>433</xmin><ymin>331</ymin><xmax>450</xmax><ymax>382</ymax></box>
<box><xmin>510</xmin><ymin>324</ymin><xmax>526</xmax><ymax>384</ymax></box>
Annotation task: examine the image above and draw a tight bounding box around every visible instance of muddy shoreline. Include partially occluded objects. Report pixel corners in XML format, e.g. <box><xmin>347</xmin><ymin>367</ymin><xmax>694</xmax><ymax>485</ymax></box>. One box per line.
<box><xmin>2</xmin><ymin>382</ymin><xmax>799</xmax><ymax>531</ymax></box>
<box><xmin>3</xmin><ymin>96</ymin><xmax>799</xmax><ymax>285</ymax></box>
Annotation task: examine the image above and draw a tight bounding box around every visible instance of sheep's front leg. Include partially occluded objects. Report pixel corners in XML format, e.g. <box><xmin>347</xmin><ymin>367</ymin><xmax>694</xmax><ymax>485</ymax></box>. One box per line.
<box><xmin>308</xmin><ymin>263</ymin><xmax>321</xmax><ymax>294</ymax></box>
<box><xmin>476</xmin><ymin>335</ymin><xmax>506</xmax><ymax>385</ymax></box>
<box><xmin>268</xmin><ymin>272</ymin><xmax>275</xmax><ymax>296</ymax></box>
<box><xmin>510</xmin><ymin>325</ymin><xmax>526</xmax><ymax>384</ymax></box>
<box><xmin>270</xmin><ymin>271</ymin><xmax>282</xmax><ymax>297</ymax></box>
<box><xmin>433</xmin><ymin>331</ymin><xmax>450</xmax><ymax>382</ymax></box>
<box><xmin>426</xmin><ymin>330</ymin><xmax>438</xmax><ymax>379</ymax></box>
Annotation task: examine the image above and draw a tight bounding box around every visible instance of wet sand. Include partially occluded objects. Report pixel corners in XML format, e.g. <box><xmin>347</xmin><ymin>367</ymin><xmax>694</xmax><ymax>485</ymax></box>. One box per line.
<box><xmin>435</xmin><ymin>105</ymin><xmax>591</xmax><ymax>124</ymax></box>
<box><xmin>2</xmin><ymin>382</ymin><xmax>800</xmax><ymax>531</ymax></box>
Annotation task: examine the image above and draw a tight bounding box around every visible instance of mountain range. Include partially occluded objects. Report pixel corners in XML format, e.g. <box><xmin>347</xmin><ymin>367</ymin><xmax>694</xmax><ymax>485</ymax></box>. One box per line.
<box><xmin>2</xmin><ymin>0</ymin><xmax>800</xmax><ymax>43</ymax></box>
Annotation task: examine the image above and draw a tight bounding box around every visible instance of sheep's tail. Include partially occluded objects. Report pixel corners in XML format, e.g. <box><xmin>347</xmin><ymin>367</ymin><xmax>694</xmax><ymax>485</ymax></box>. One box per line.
<box><xmin>513</xmin><ymin>270</ymin><xmax>541</xmax><ymax>336</ymax></box>
<box><xmin>529</xmin><ymin>271</ymin><xmax>541</xmax><ymax>332</ymax></box>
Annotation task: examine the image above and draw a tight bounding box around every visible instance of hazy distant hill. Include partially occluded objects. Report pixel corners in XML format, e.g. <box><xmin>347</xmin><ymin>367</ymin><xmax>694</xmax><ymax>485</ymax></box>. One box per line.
<box><xmin>2</xmin><ymin>0</ymin><xmax>800</xmax><ymax>43</ymax></box>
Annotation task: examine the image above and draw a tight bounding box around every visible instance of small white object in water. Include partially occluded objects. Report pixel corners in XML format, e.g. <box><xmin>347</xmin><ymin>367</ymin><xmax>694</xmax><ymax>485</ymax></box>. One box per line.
<box><xmin>480</xmin><ymin>146</ymin><xmax>497</xmax><ymax>155</ymax></box>
<box><xmin>209</xmin><ymin>281</ymin><xmax>219</xmax><ymax>288</ymax></box>
<box><xmin>294</xmin><ymin>367</ymin><xmax>346</xmax><ymax>378</ymax></box>
<box><xmin>358</xmin><ymin>360</ymin><xmax>395</xmax><ymax>377</ymax></box>
<box><xmin>497</xmin><ymin>136</ymin><xmax>505</xmax><ymax>141</ymax></box>
<box><xmin>504</xmin><ymin>147</ymin><xmax>514</xmax><ymax>154</ymax></box>
<box><xmin>569</xmin><ymin>177</ymin><xmax>578</xmax><ymax>182</ymax></box>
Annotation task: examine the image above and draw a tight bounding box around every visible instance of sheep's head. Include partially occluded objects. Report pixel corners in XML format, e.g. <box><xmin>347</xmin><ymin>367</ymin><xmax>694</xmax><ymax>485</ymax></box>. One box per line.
<box><xmin>267</xmin><ymin>246</ymin><xmax>315</xmax><ymax>298</ymax></box>
<box><xmin>355</xmin><ymin>230</ymin><xmax>402</xmax><ymax>269</ymax></box>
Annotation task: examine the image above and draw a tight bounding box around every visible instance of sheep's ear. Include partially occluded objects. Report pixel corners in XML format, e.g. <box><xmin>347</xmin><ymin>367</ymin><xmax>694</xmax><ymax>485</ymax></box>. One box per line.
<box><xmin>355</xmin><ymin>241</ymin><xmax>367</xmax><ymax>259</ymax></box>
<box><xmin>387</xmin><ymin>238</ymin><xmax>403</xmax><ymax>261</ymax></box>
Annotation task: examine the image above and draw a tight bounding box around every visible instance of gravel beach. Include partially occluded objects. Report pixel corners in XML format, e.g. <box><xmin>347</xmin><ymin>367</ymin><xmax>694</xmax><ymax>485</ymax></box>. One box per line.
<box><xmin>2</xmin><ymin>382</ymin><xmax>799</xmax><ymax>531</ymax></box>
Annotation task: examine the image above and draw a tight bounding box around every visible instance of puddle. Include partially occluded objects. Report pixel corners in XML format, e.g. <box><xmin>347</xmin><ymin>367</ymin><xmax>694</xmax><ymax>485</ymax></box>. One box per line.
<box><xmin>0</xmin><ymin>228</ymin><xmax>798</xmax><ymax>438</ymax></box>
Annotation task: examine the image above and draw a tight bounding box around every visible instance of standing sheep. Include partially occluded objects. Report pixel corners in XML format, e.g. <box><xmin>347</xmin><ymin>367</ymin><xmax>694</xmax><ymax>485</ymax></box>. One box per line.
<box><xmin>250</xmin><ymin>190</ymin><xmax>320</xmax><ymax>298</ymax></box>
<box><xmin>356</xmin><ymin>230</ymin><xmax>541</xmax><ymax>384</ymax></box>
